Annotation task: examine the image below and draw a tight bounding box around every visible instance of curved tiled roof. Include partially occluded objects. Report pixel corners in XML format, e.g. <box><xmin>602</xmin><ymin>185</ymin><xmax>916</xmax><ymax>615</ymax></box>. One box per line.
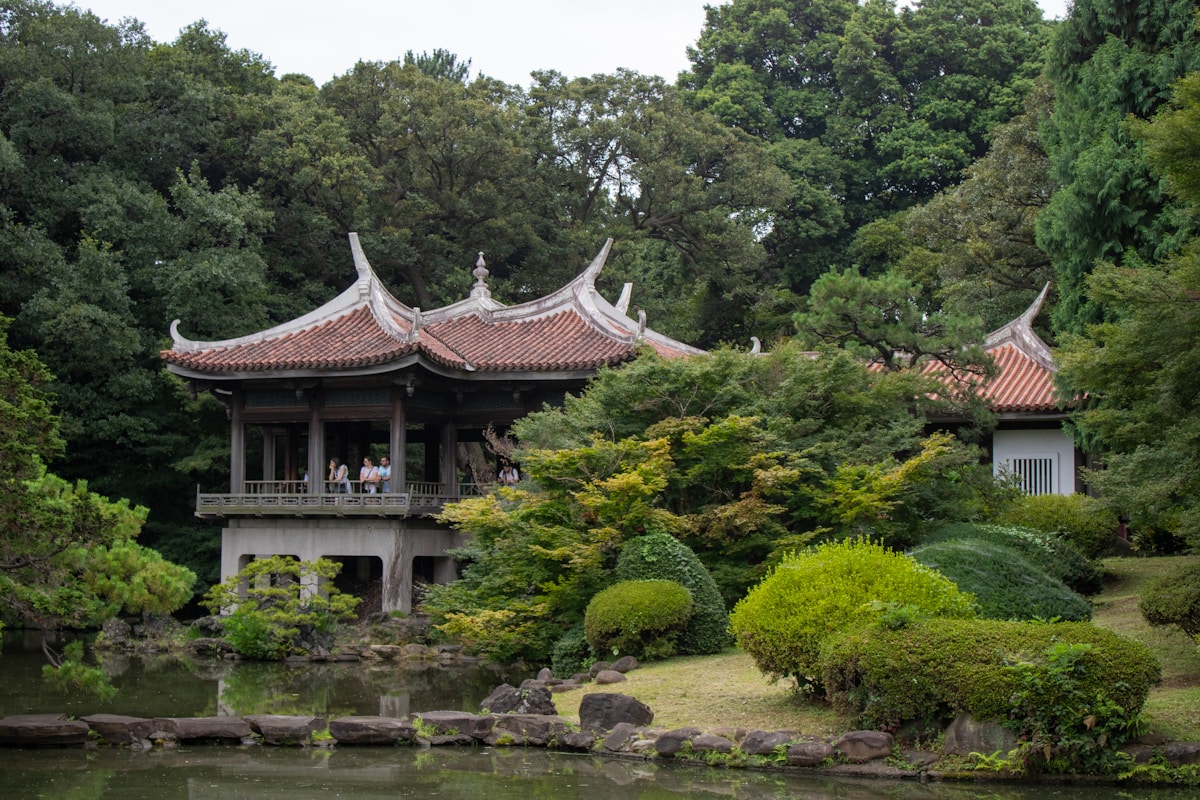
<box><xmin>919</xmin><ymin>283</ymin><xmax>1064</xmax><ymax>415</ymax></box>
<box><xmin>979</xmin><ymin>284</ymin><xmax>1063</xmax><ymax>414</ymax></box>
<box><xmin>161</xmin><ymin>234</ymin><xmax>702</xmax><ymax>379</ymax></box>
<box><xmin>979</xmin><ymin>342</ymin><xmax>1060</xmax><ymax>413</ymax></box>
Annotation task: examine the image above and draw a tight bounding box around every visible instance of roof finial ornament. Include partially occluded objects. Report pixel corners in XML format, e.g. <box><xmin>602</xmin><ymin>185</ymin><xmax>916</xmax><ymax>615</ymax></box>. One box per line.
<box><xmin>471</xmin><ymin>251</ymin><xmax>492</xmax><ymax>299</ymax></box>
<box><xmin>750</xmin><ymin>336</ymin><xmax>761</xmax><ymax>355</ymax></box>
<box><xmin>637</xmin><ymin>309</ymin><xmax>647</xmax><ymax>341</ymax></box>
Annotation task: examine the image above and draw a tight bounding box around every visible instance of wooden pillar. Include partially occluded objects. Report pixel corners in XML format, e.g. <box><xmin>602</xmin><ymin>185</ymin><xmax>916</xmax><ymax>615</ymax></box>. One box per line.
<box><xmin>230</xmin><ymin>389</ymin><xmax>245</xmax><ymax>492</ymax></box>
<box><xmin>307</xmin><ymin>401</ymin><xmax>323</xmax><ymax>495</ymax></box>
<box><xmin>441</xmin><ymin>420</ymin><xmax>458</xmax><ymax>497</ymax></box>
<box><xmin>390</xmin><ymin>391</ymin><xmax>406</xmax><ymax>493</ymax></box>
<box><xmin>261</xmin><ymin>428</ymin><xmax>275</xmax><ymax>483</ymax></box>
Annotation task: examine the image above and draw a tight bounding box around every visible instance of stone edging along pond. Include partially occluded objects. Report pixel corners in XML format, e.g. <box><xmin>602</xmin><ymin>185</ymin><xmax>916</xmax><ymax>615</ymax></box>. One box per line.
<box><xmin>4</xmin><ymin>688</ymin><xmax>1200</xmax><ymax>783</ymax></box>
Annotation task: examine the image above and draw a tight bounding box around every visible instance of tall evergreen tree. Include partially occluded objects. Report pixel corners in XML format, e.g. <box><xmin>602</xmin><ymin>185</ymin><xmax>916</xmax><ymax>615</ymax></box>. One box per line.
<box><xmin>1037</xmin><ymin>0</ymin><xmax>1200</xmax><ymax>333</ymax></box>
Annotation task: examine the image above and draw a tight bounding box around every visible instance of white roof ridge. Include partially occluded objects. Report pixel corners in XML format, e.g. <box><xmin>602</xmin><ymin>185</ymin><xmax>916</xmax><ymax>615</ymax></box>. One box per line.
<box><xmin>983</xmin><ymin>283</ymin><xmax>1055</xmax><ymax>371</ymax></box>
<box><xmin>169</xmin><ymin>233</ymin><xmax>413</xmax><ymax>352</ymax></box>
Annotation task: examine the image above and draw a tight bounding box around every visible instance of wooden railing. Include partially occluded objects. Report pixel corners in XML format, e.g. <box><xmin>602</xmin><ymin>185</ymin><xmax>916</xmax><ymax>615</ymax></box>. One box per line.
<box><xmin>194</xmin><ymin>479</ymin><xmax>495</xmax><ymax>519</ymax></box>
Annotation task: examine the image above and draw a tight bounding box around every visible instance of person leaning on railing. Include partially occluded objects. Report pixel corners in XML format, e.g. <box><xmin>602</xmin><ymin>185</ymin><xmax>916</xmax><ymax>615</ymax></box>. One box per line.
<box><xmin>328</xmin><ymin>458</ymin><xmax>350</xmax><ymax>493</ymax></box>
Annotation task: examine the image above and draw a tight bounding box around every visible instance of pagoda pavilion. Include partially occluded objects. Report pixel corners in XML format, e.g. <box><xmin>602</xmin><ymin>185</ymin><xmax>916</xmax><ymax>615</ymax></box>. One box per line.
<box><xmin>161</xmin><ymin>234</ymin><xmax>702</xmax><ymax>612</ymax></box>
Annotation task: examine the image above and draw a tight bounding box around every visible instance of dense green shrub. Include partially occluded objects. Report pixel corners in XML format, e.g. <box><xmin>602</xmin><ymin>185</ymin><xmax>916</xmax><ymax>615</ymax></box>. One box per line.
<box><xmin>996</xmin><ymin>494</ymin><xmax>1119</xmax><ymax>559</ymax></box>
<box><xmin>925</xmin><ymin>522</ymin><xmax>1101</xmax><ymax>594</ymax></box>
<box><xmin>1139</xmin><ymin>560</ymin><xmax>1200</xmax><ymax>637</ymax></box>
<box><xmin>550</xmin><ymin>624</ymin><xmax>595</xmax><ymax>677</ymax></box>
<box><xmin>820</xmin><ymin>618</ymin><xmax>1161</xmax><ymax>736</ymax></box>
<box><xmin>616</xmin><ymin>533</ymin><xmax>731</xmax><ymax>654</ymax></box>
<box><xmin>584</xmin><ymin>580</ymin><xmax>693</xmax><ymax>661</ymax></box>
<box><xmin>910</xmin><ymin>539</ymin><xmax>1092</xmax><ymax>621</ymax></box>
<box><xmin>204</xmin><ymin>556</ymin><xmax>360</xmax><ymax>660</ymax></box>
<box><xmin>729</xmin><ymin>538</ymin><xmax>976</xmax><ymax>686</ymax></box>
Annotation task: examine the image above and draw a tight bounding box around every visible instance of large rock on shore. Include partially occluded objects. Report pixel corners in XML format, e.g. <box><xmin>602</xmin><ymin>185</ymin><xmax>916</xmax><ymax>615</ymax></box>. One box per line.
<box><xmin>479</xmin><ymin>684</ymin><xmax>557</xmax><ymax>715</ymax></box>
<box><xmin>579</xmin><ymin>693</ymin><xmax>653</xmax><ymax>732</ymax></box>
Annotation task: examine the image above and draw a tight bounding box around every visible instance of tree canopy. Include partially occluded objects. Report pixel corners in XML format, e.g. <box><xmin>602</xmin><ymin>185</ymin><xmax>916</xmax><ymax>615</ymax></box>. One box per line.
<box><xmin>0</xmin><ymin>317</ymin><xmax>194</xmax><ymax>686</ymax></box>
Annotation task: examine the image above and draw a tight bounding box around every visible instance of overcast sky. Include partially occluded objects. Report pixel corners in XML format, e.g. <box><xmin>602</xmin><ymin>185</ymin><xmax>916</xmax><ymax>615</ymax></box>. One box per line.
<box><xmin>76</xmin><ymin>0</ymin><xmax>1072</xmax><ymax>88</ymax></box>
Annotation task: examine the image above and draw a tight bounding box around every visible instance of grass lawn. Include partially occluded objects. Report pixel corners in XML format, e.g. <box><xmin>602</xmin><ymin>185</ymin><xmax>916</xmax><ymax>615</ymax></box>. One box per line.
<box><xmin>553</xmin><ymin>649</ymin><xmax>851</xmax><ymax>734</ymax></box>
<box><xmin>554</xmin><ymin>555</ymin><xmax>1200</xmax><ymax>743</ymax></box>
<box><xmin>1091</xmin><ymin>554</ymin><xmax>1200</xmax><ymax>742</ymax></box>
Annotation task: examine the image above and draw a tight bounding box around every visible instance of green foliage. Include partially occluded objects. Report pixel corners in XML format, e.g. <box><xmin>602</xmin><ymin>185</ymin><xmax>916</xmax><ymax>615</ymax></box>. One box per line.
<box><xmin>550</xmin><ymin>624</ymin><xmax>595</xmax><ymax>678</ymax></box>
<box><xmin>729</xmin><ymin>538</ymin><xmax>976</xmax><ymax>687</ymax></box>
<box><xmin>1038</xmin><ymin>0</ymin><xmax>1200</xmax><ymax>334</ymax></box>
<box><xmin>424</xmin><ymin>436</ymin><xmax>684</xmax><ymax>664</ymax></box>
<box><xmin>910</xmin><ymin>538</ymin><xmax>1092</xmax><ymax>622</ymax></box>
<box><xmin>819</xmin><ymin>618</ymin><xmax>1161</xmax><ymax>739</ymax></box>
<box><xmin>1139</xmin><ymin>560</ymin><xmax>1200</xmax><ymax>639</ymax></box>
<box><xmin>817</xmin><ymin>431</ymin><xmax>996</xmax><ymax>548</ymax></box>
<box><xmin>0</xmin><ymin>318</ymin><xmax>195</xmax><ymax>687</ymax></box>
<box><xmin>204</xmin><ymin>556</ymin><xmax>359</xmax><ymax>660</ymax></box>
<box><xmin>795</xmin><ymin>269</ymin><xmax>992</xmax><ymax>378</ymax></box>
<box><xmin>994</xmin><ymin>493</ymin><xmax>1120</xmax><ymax>559</ymax></box>
<box><xmin>41</xmin><ymin>640</ymin><xmax>116</xmax><ymax>702</ymax></box>
<box><xmin>901</xmin><ymin>82</ymin><xmax>1057</xmax><ymax>331</ymax></box>
<box><xmin>1004</xmin><ymin>641</ymin><xmax>1148</xmax><ymax>774</ymax></box>
<box><xmin>615</xmin><ymin>533</ymin><xmax>731</xmax><ymax>655</ymax></box>
<box><xmin>514</xmin><ymin>346</ymin><xmax>1002</xmax><ymax>604</ymax></box>
<box><xmin>584</xmin><ymin>580</ymin><xmax>693</xmax><ymax>661</ymax></box>
<box><xmin>684</xmin><ymin>0</ymin><xmax>1049</xmax><ymax>290</ymax></box>
<box><xmin>924</xmin><ymin>522</ymin><xmax>1102</xmax><ymax>595</ymax></box>
<box><xmin>1056</xmin><ymin>252</ymin><xmax>1200</xmax><ymax>551</ymax></box>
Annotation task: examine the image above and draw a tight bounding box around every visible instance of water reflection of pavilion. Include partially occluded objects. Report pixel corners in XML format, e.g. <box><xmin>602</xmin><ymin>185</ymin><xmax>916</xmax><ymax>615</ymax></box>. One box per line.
<box><xmin>162</xmin><ymin>235</ymin><xmax>701</xmax><ymax>613</ymax></box>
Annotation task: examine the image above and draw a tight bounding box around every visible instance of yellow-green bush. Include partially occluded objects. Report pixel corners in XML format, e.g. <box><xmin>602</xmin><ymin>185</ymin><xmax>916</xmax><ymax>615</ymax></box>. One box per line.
<box><xmin>584</xmin><ymin>579</ymin><xmax>693</xmax><ymax>661</ymax></box>
<box><xmin>820</xmin><ymin>619</ymin><xmax>1161</xmax><ymax>744</ymax></box>
<box><xmin>729</xmin><ymin>538</ymin><xmax>976</xmax><ymax>687</ymax></box>
<box><xmin>996</xmin><ymin>494</ymin><xmax>1119</xmax><ymax>559</ymax></box>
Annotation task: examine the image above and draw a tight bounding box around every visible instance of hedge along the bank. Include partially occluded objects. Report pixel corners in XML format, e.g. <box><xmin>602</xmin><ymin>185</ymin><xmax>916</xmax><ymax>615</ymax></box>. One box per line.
<box><xmin>819</xmin><ymin>618</ymin><xmax>1162</xmax><ymax>731</ymax></box>
<box><xmin>616</xmin><ymin>533</ymin><xmax>731</xmax><ymax>655</ymax></box>
<box><xmin>924</xmin><ymin>522</ymin><xmax>1102</xmax><ymax>595</ymax></box>
<box><xmin>910</xmin><ymin>538</ymin><xmax>1093</xmax><ymax>622</ymax></box>
<box><xmin>584</xmin><ymin>579</ymin><xmax>693</xmax><ymax>660</ymax></box>
<box><xmin>729</xmin><ymin>538</ymin><xmax>976</xmax><ymax>686</ymax></box>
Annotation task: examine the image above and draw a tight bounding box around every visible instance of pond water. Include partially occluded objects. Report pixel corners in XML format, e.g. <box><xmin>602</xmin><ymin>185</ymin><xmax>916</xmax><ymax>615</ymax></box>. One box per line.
<box><xmin>0</xmin><ymin>633</ymin><xmax>1194</xmax><ymax>800</ymax></box>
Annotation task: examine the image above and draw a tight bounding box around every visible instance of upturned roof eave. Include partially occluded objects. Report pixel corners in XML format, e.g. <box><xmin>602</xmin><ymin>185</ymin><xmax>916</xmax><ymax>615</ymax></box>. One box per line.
<box><xmin>164</xmin><ymin>354</ymin><xmax>608</xmax><ymax>384</ymax></box>
<box><xmin>168</xmin><ymin>233</ymin><xmax>415</xmax><ymax>353</ymax></box>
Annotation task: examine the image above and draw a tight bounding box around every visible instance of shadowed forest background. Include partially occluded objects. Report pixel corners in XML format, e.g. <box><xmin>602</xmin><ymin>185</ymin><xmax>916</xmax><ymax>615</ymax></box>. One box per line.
<box><xmin>1</xmin><ymin>0</ymin><xmax>1199</xmax><ymax>597</ymax></box>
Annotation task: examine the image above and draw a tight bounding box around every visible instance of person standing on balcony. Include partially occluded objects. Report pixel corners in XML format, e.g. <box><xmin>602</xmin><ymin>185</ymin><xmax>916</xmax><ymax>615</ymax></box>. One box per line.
<box><xmin>361</xmin><ymin>456</ymin><xmax>381</xmax><ymax>494</ymax></box>
<box><xmin>379</xmin><ymin>456</ymin><xmax>392</xmax><ymax>493</ymax></box>
<box><xmin>498</xmin><ymin>462</ymin><xmax>519</xmax><ymax>487</ymax></box>
<box><xmin>329</xmin><ymin>458</ymin><xmax>350</xmax><ymax>493</ymax></box>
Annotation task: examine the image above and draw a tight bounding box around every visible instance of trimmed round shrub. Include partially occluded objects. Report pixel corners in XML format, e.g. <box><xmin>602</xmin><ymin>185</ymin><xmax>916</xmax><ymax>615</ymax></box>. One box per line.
<box><xmin>820</xmin><ymin>618</ymin><xmax>1161</xmax><ymax>734</ymax></box>
<box><xmin>551</xmin><ymin>624</ymin><xmax>595</xmax><ymax>678</ymax></box>
<box><xmin>911</xmin><ymin>539</ymin><xmax>1092</xmax><ymax>621</ymax></box>
<box><xmin>925</xmin><ymin>522</ymin><xmax>1101</xmax><ymax>595</ymax></box>
<box><xmin>1139</xmin><ymin>559</ymin><xmax>1200</xmax><ymax>637</ymax></box>
<box><xmin>995</xmin><ymin>493</ymin><xmax>1119</xmax><ymax>559</ymax></box>
<box><xmin>616</xmin><ymin>533</ymin><xmax>731</xmax><ymax>654</ymax></box>
<box><xmin>584</xmin><ymin>579</ymin><xmax>693</xmax><ymax>661</ymax></box>
<box><xmin>729</xmin><ymin>538</ymin><xmax>976</xmax><ymax>686</ymax></box>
